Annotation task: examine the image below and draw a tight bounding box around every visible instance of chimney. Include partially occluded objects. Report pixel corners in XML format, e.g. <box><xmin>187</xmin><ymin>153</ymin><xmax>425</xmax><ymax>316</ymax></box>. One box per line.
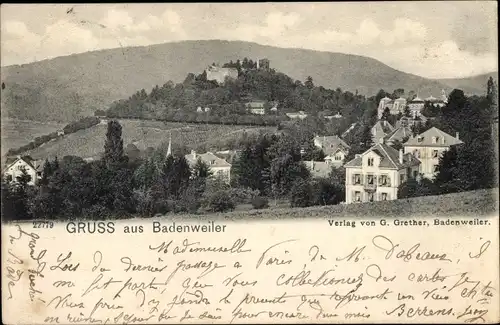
<box><xmin>455</xmin><ymin>132</ymin><xmax>459</xmax><ymax>140</ymax></box>
<box><xmin>379</xmin><ymin>137</ymin><xmax>384</xmax><ymax>144</ymax></box>
<box><xmin>310</xmin><ymin>160</ymin><xmax>314</xmax><ymax>169</ymax></box>
<box><xmin>399</xmin><ymin>149</ymin><xmax>403</xmax><ymax>164</ymax></box>
<box><xmin>355</xmin><ymin>154</ymin><xmax>361</xmax><ymax>159</ymax></box>
<box><xmin>191</xmin><ymin>150</ymin><xmax>196</xmax><ymax>159</ymax></box>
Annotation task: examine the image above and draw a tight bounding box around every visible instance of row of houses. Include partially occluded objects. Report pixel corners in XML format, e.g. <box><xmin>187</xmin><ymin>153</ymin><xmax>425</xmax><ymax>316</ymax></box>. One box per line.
<box><xmin>377</xmin><ymin>91</ymin><xmax>448</xmax><ymax>118</ymax></box>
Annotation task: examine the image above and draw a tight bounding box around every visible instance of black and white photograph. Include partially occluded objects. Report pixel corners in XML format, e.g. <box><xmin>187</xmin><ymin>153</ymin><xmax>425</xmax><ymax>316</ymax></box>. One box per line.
<box><xmin>1</xmin><ymin>2</ymin><xmax>499</xmax><ymax>324</ymax></box>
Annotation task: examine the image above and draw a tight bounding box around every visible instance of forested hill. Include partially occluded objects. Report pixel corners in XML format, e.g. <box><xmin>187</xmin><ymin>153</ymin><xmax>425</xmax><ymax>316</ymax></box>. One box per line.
<box><xmin>1</xmin><ymin>40</ymin><xmax>491</xmax><ymax>122</ymax></box>
<box><xmin>101</xmin><ymin>60</ymin><xmax>369</xmax><ymax>129</ymax></box>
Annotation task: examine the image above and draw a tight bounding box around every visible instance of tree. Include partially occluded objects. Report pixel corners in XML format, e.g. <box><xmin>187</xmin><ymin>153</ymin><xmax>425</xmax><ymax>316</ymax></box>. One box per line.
<box><xmin>305</xmin><ymin>76</ymin><xmax>314</xmax><ymax>90</ymax></box>
<box><xmin>104</xmin><ymin>120</ymin><xmax>126</xmax><ymax>168</ymax></box>
<box><xmin>381</xmin><ymin>107</ymin><xmax>391</xmax><ymax>121</ymax></box>
<box><xmin>290</xmin><ymin>178</ymin><xmax>313</xmax><ymax>208</ymax></box>
<box><xmin>403</xmin><ymin>105</ymin><xmax>411</xmax><ymax>117</ymax></box>
<box><xmin>433</xmin><ymin>146</ymin><xmax>461</xmax><ymax>194</ymax></box>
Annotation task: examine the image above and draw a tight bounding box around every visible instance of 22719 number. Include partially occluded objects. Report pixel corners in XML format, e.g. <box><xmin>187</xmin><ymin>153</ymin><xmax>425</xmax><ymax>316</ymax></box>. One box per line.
<box><xmin>32</xmin><ymin>221</ymin><xmax>54</xmax><ymax>229</ymax></box>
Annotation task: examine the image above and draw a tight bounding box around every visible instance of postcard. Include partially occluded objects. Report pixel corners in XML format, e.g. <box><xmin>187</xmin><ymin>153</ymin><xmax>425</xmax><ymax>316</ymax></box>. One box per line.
<box><xmin>1</xmin><ymin>2</ymin><xmax>499</xmax><ymax>324</ymax></box>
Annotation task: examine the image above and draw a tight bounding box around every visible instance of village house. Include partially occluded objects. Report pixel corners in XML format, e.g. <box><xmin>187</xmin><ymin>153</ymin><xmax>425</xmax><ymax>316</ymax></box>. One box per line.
<box><xmin>383</xmin><ymin>125</ymin><xmax>413</xmax><ymax>146</ymax></box>
<box><xmin>344</xmin><ymin>142</ymin><xmax>421</xmax><ymax>204</ymax></box>
<box><xmin>3</xmin><ymin>155</ymin><xmax>42</xmax><ymax>186</ymax></box>
<box><xmin>403</xmin><ymin>127</ymin><xmax>463</xmax><ymax>179</ymax></box>
<box><xmin>245</xmin><ymin>101</ymin><xmax>266</xmax><ymax>115</ymax></box>
<box><xmin>286</xmin><ymin>111</ymin><xmax>308</xmax><ymax>120</ymax></box>
<box><xmin>196</xmin><ymin>106</ymin><xmax>211</xmax><ymax>113</ymax></box>
<box><xmin>371</xmin><ymin>120</ymin><xmax>394</xmax><ymax>144</ymax></box>
<box><xmin>313</xmin><ymin>135</ymin><xmax>350</xmax><ymax>166</ymax></box>
<box><xmin>185</xmin><ymin>150</ymin><xmax>232</xmax><ymax>183</ymax></box>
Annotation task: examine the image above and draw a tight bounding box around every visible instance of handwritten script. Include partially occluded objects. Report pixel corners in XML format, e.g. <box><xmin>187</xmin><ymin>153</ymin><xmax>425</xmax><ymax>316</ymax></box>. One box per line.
<box><xmin>2</xmin><ymin>218</ymin><xmax>499</xmax><ymax>324</ymax></box>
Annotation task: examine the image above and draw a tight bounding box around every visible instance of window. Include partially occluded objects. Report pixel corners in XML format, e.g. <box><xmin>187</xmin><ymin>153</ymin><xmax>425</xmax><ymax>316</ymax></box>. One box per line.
<box><xmin>368</xmin><ymin>193</ymin><xmax>374</xmax><ymax>202</ymax></box>
<box><xmin>335</xmin><ymin>155</ymin><xmax>342</xmax><ymax>161</ymax></box>
<box><xmin>381</xmin><ymin>192</ymin><xmax>388</xmax><ymax>201</ymax></box>
<box><xmin>354</xmin><ymin>174</ymin><xmax>361</xmax><ymax>185</ymax></box>
<box><xmin>367</xmin><ymin>158</ymin><xmax>374</xmax><ymax>166</ymax></box>
<box><xmin>413</xmin><ymin>170</ymin><xmax>418</xmax><ymax>178</ymax></box>
<box><xmin>400</xmin><ymin>174</ymin><xmax>405</xmax><ymax>184</ymax></box>
<box><xmin>354</xmin><ymin>191</ymin><xmax>361</xmax><ymax>202</ymax></box>
<box><xmin>380</xmin><ymin>175</ymin><xmax>388</xmax><ymax>186</ymax></box>
<box><xmin>413</xmin><ymin>149</ymin><xmax>420</xmax><ymax>158</ymax></box>
<box><xmin>433</xmin><ymin>165</ymin><xmax>439</xmax><ymax>173</ymax></box>
<box><xmin>432</xmin><ymin>150</ymin><xmax>439</xmax><ymax>158</ymax></box>
<box><xmin>211</xmin><ymin>160</ymin><xmax>215</xmax><ymax>165</ymax></box>
<box><xmin>367</xmin><ymin>175</ymin><xmax>374</xmax><ymax>185</ymax></box>
<box><xmin>417</xmin><ymin>136</ymin><xmax>423</xmax><ymax>142</ymax></box>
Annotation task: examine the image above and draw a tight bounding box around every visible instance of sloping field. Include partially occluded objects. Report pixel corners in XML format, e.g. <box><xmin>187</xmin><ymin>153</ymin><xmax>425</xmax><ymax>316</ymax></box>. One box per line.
<box><xmin>162</xmin><ymin>188</ymin><xmax>499</xmax><ymax>221</ymax></box>
<box><xmin>1</xmin><ymin>118</ymin><xmax>65</xmax><ymax>156</ymax></box>
<box><xmin>22</xmin><ymin>119</ymin><xmax>276</xmax><ymax>160</ymax></box>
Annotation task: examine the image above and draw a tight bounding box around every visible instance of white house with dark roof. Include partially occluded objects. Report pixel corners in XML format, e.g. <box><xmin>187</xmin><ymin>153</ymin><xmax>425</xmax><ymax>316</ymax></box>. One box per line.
<box><xmin>403</xmin><ymin>127</ymin><xmax>463</xmax><ymax>179</ymax></box>
<box><xmin>313</xmin><ymin>135</ymin><xmax>350</xmax><ymax>166</ymax></box>
<box><xmin>185</xmin><ymin>150</ymin><xmax>232</xmax><ymax>183</ymax></box>
<box><xmin>344</xmin><ymin>143</ymin><xmax>421</xmax><ymax>204</ymax></box>
<box><xmin>3</xmin><ymin>155</ymin><xmax>42</xmax><ymax>186</ymax></box>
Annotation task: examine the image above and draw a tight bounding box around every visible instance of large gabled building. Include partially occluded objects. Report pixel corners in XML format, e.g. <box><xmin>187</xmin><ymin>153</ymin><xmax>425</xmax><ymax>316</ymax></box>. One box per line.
<box><xmin>403</xmin><ymin>127</ymin><xmax>463</xmax><ymax>179</ymax></box>
<box><xmin>344</xmin><ymin>143</ymin><xmax>421</xmax><ymax>204</ymax></box>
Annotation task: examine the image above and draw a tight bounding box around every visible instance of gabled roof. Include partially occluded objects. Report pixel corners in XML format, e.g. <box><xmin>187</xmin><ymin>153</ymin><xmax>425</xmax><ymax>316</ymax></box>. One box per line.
<box><xmin>403</xmin><ymin>127</ymin><xmax>463</xmax><ymax>147</ymax></box>
<box><xmin>314</xmin><ymin>135</ymin><xmax>350</xmax><ymax>155</ymax></box>
<box><xmin>384</xmin><ymin>126</ymin><xmax>412</xmax><ymax>143</ymax></box>
<box><xmin>185</xmin><ymin>151</ymin><xmax>231</xmax><ymax>168</ymax></box>
<box><xmin>344</xmin><ymin>143</ymin><xmax>420</xmax><ymax>170</ymax></box>
<box><xmin>372</xmin><ymin>120</ymin><xmax>394</xmax><ymax>135</ymax></box>
<box><xmin>3</xmin><ymin>155</ymin><xmax>39</xmax><ymax>172</ymax></box>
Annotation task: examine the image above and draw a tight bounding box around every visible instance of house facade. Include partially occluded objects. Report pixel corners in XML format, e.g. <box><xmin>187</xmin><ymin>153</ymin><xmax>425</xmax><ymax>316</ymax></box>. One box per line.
<box><xmin>377</xmin><ymin>97</ymin><xmax>407</xmax><ymax>118</ymax></box>
<box><xmin>344</xmin><ymin>143</ymin><xmax>421</xmax><ymax>204</ymax></box>
<box><xmin>185</xmin><ymin>151</ymin><xmax>232</xmax><ymax>183</ymax></box>
<box><xmin>313</xmin><ymin>135</ymin><xmax>350</xmax><ymax>166</ymax></box>
<box><xmin>245</xmin><ymin>101</ymin><xmax>266</xmax><ymax>115</ymax></box>
<box><xmin>403</xmin><ymin>127</ymin><xmax>463</xmax><ymax>179</ymax></box>
<box><xmin>286</xmin><ymin>111</ymin><xmax>308</xmax><ymax>119</ymax></box>
<box><xmin>3</xmin><ymin>156</ymin><xmax>41</xmax><ymax>186</ymax></box>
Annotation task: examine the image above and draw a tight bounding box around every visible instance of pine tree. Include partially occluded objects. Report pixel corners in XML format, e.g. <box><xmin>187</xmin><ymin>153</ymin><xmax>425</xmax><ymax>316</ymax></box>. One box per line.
<box><xmin>104</xmin><ymin>120</ymin><xmax>125</xmax><ymax>168</ymax></box>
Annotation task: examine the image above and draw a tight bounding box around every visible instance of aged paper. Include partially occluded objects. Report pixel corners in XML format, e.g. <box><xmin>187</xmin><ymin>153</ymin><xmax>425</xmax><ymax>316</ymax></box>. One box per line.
<box><xmin>2</xmin><ymin>217</ymin><xmax>499</xmax><ymax>324</ymax></box>
<box><xmin>1</xmin><ymin>2</ymin><xmax>499</xmax><ymax>324</ymax></box>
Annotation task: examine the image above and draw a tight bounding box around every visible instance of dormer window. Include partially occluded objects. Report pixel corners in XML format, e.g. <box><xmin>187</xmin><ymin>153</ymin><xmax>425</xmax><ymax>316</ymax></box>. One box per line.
<box><xmin>417</xmin><ymin>136</ymin><xmax>423</xmax><ymax>143</ymax></box>
<box><xmin>210</xmin><ymin>160</ymin><xmax>215</xmax><ymax>165</ymax></box>
<box><xmin>335</xmin><ymin>155</ymin><xmax>342</xmax><ymax>161</ymax></box>
<box><xmin>367</xmin><ymin>158</ymin><xmax>374</xmax><ymax>166</ymax></box>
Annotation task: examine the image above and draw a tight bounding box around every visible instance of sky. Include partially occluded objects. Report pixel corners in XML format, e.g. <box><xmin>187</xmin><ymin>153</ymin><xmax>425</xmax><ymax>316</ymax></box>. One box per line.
<box><xmin>1</xmin><ymin>2</ymin><xmax>497</xmax><ymax>79</ymax></box>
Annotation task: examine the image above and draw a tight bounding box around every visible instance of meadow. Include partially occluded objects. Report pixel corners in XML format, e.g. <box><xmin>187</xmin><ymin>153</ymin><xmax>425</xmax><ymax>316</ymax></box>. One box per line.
<box><xmin>160</xmin><ymin>188</ymin><xmax>499</xmax><ymax>221</ymax></box>
<box><xmin>12</xmin><ymin>118</ymin><xmax>276</xmax><ymax>160</ymax></box>
<box><xmin>1</xmin><ymin>118</ymin><xmax>65</xmax><ymax>156</ymax></box>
